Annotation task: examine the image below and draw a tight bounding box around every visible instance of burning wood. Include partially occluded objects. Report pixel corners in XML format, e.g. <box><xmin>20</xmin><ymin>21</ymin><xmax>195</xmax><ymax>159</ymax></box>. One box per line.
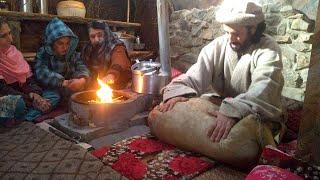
<box><xmin>96</xmin><ymin>78</ymin><xmax>113</xmax><ymax>103</ymax></box>
<box><xmin>87</xmin><ymin>96</ymin><xmax>126</xmax><ymax>104</ymax></box>
<box><xmin>85</xmin><ymin>78</ymin><xmax>127</xmax><ymax>104</ymax></box>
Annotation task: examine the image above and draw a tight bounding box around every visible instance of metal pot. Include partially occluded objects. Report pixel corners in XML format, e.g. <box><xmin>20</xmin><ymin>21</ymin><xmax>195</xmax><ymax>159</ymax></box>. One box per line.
<box><xmin>119</xmin><ymin>37</ymin><xmax>134</xmax><ymax>52</ymax></box>
<box><xmin>113</xmin><ymin>32</ymin><xmax>135</xmax><ymax>52</ymax></box>
<box><xmin>131</xmin><ymin>60</ymin><xmax>169</xmax><ymax>94</ymax></box>
<box><xmin>37</xmin><ymin>0</ymin><xmax>48</xmax><ymax>14</ymax></box>
<box><xmin>21</xmin><ymin>0</ymin><xmax>33</xmax><ymax>13</ymax></box>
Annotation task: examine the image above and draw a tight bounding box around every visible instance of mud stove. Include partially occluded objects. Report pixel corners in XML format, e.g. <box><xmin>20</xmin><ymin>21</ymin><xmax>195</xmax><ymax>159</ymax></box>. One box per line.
<box><xmin>51</xmin><ymin>89</ymin><xmax>153</xmax><ymax>142</ymax></box>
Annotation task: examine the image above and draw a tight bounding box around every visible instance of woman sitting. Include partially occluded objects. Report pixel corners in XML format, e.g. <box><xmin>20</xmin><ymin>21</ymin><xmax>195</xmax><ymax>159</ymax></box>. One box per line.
<box><xmin>0</xmin><ymin>18</ymin><xmax>57</xmax><ymax>125</ymax></box>
<box><xmin>82</xmin><ymin>21</ymin><xmax>131</xmax><ymax>90</ymax></box>
<box><xmin>34</xmin><ymin>18</ymin><xmax>89</xmax><ymax>101</ymax></box>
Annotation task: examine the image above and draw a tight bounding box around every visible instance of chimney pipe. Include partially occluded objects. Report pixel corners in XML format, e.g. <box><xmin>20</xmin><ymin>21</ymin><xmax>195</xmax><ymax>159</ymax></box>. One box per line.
<box><xmin>157</xmin><ymin>0</ymin><xmax>171</xmax><ymax>81</ymax></box>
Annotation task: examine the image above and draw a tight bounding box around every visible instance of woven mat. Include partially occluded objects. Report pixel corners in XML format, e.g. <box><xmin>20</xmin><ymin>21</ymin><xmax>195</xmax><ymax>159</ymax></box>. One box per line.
<box><xmin>0</xmin><ymin>122</ymin><xmax>126</xmax><ymax>180</ymax></box>
<box><xmin>195</xmin><ymin>166</ymin><xmax>246</xmax><ymax>180</ymax></box>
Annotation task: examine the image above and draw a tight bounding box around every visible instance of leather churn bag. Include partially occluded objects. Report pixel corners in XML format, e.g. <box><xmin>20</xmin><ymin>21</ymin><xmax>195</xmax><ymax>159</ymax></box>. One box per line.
<box><xmin>148</xmin><ymin>98</ymin><xmax>276</xmax><ymax>168</ymax></box>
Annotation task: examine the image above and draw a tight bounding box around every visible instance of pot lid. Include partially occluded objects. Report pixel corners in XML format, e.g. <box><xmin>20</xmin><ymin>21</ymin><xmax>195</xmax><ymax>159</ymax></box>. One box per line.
<box><xmin>131</xmin><ymin>60</ymin><xmax>161</xmax><ymax>74</ymax></box>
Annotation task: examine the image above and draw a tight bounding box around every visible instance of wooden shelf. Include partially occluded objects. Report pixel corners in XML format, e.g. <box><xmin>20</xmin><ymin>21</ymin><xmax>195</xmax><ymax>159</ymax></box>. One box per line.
<box><xmin>128</xmin><ymin>51</ymin><xmax>156</xmax><ymax>60</ymax></box>
<box><xmin>0</xmin><ymin>11</ymin><xmax>141</xmax><ymax>29</ymax></box>
<box><xmin>23</xmin><ymin>51</ymin><xmax>155</xmax><ymax>62</ymax></box>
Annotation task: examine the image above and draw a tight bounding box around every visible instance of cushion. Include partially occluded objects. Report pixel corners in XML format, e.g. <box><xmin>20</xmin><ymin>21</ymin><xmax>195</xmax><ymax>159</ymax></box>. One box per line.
<box><xmin>148</xmin><ymin>98</ymin><xmax>277</xmax><ymax>168</ymax></box>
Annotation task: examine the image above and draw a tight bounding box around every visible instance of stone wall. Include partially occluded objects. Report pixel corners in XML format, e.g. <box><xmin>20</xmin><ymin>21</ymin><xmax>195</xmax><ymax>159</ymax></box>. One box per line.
<box><xmin>169</xmin><ymin>1</ymin><xmax>318</xmax><ymax>101</ymax></box>
<box><xmin>170</xmin><ymin>0</ymin><xmax>222</xmax><ymax>10</ymax></box>
<box><xmin>170</xmin><ymin>6</ymin><xmax>224</xmax><ymax>72</ymax></box>
<box><xmin>257</xmin><ymin>0</ymin><xmax>318</xmax><ymax>20</ymax></box>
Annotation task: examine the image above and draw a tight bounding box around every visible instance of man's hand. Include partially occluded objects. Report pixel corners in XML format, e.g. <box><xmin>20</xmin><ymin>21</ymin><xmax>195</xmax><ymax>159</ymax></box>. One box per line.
<box><xmin>158</xmin><ymin>97</ymin><xmax>189</xmax><ymax>112</ymax></box>
<box><xmin>207</xmin><ymin>111</ymin><xmax>236</xmax><ymax>142</ymax></box>
<box><xmin>30</xmin><ymin>93</ymin><xmax>52</xmax><ymax>113</ymax></box>
<box><xmin>103</xmin><ymin>74</ymin><xmax>116</xmax><ymax>85</ymax></box>
<box><xmin>65</xmin><ymin>78</ymin><xmax>87</xmax><ymax>92</ymax></box>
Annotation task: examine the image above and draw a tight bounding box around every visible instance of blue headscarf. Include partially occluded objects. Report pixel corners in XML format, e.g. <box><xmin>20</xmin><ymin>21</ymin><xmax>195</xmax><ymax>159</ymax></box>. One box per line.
<box><xmin>44</xmin><ymin>17</ymin><xmax>79</xmax><ymax>62</ymax></box>
<box><xmin>34</xmin><ymin>18</ymin><xmax>89</xmax><ymax>88</ymax></box>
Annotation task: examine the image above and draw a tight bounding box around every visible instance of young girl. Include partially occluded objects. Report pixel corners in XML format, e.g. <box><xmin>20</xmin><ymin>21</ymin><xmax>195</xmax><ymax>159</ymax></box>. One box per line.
<box><xmin>34</xmin><ymin>18</ymin><xmax>89</xmax><ymax>101</ymax></box>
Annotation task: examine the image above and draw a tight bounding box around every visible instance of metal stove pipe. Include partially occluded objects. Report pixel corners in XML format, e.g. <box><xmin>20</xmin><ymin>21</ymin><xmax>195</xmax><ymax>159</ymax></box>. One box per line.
<box><xmin>157</xmin><ymin>0</ymin><xmax>171</xmax><ymax>80</ymax></box>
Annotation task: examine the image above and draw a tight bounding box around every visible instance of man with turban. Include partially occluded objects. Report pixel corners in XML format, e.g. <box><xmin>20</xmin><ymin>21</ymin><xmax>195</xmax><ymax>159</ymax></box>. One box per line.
<box><xmin>149</xmin><ymin>1</ymin><xmax>284</xmax><ymax>167</ymax></box>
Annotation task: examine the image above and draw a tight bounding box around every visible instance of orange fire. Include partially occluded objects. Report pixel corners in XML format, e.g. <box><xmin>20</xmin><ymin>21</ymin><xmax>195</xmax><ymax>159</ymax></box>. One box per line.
<box><xmin>96</xmin><ymin>78</ymin><xmax>113</xmax><ymax>103</ymax></box>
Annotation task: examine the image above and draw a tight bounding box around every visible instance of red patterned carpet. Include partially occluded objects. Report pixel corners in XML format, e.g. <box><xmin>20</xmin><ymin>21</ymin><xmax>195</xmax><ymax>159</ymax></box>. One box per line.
<box><xmin>89</xmin><ymin>107</ymin><xmax>303</xmax><ymax>180</ymax></box>
<box><xmin>92</xmin><ymin>134</ymin><xmax>246</xmax><ymax>180</ymax></box>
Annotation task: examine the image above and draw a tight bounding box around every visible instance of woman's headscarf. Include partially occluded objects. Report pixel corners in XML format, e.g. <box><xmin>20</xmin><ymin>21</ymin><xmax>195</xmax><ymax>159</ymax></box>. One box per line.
<box><xmin>0</xmin><ymin>45</ymin><xmax>32</xmax><ymax>84</ymax></box>
<box><xmin>82</xmin><ymin>21</ymin><xmax>124</xmax><ymax>71</ymax></box>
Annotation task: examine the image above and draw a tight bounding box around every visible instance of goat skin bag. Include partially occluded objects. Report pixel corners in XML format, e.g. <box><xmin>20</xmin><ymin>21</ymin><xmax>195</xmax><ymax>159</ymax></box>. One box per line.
<box><xmin>148</xmin><ymin>98</ymin><xmax>276</xmax><ymax>168</ymax></box>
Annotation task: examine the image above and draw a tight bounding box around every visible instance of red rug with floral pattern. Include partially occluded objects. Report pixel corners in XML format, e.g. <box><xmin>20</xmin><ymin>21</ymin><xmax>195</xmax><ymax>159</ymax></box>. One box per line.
<box><xmin>91</xmin><ymin>134</ymin><xmax>216</xmax><ymax>180</ymax></box>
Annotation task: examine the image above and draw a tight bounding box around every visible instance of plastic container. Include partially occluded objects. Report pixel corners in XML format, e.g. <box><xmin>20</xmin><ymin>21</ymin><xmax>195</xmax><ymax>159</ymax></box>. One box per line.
<box><xmin>57</xmin><ymin>0</ymin><xmax>86</xmax><ymax>18</ymax></box>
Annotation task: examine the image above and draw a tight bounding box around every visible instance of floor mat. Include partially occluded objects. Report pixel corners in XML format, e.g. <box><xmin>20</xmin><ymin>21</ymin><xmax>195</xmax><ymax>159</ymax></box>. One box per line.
<box><xmin>34</xmin><ymin>106</ymin><xmax>67</xmax><ymax>123</ymax></box>
<box><xmin>195</xmin><ymin>166</ymin><xmax>246</xmax><ymax>180</ymax></box>
<box><xmin>0</xmin><ymin>122</ymin><xmax>126</xmax><ymax>180</ymax></box>
<box><xmin>92</xmin><ymin>134</ymin><xmax>247</xmax><ymax>180</ymax></box>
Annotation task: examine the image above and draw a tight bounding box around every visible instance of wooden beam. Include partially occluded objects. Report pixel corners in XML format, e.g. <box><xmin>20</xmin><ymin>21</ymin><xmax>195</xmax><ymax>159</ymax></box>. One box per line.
<box><xmin>296</xmin><ymin>1</ymin><xmax>320</xmax><ymax>165</ymax></box>
<box><xmin>0</xmin><ymin>11</ymin><xmax>141</xmax><ymax>28</ymax></box>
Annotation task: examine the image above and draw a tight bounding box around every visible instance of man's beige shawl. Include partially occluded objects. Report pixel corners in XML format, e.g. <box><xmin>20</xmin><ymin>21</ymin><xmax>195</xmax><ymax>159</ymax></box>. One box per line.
<box><xmin>163</xmin><ymin>34</ymin><xmax>284</xmax><ymax>122</ymax></box>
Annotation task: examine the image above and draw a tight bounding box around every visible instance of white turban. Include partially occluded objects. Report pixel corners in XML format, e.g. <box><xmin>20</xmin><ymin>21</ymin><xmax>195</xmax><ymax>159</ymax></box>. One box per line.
<box><xmin>216</xmin><ymin>0</ymin><xmax>265</xmax><ymax>26</ymax></box>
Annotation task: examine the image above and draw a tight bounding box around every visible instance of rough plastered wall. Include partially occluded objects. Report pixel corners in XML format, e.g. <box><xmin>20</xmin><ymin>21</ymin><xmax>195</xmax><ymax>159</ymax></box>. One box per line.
<box><xmin>169</xmin><ymin>0</ymin><xmax>318</xmax><ymax>102</ymax></box>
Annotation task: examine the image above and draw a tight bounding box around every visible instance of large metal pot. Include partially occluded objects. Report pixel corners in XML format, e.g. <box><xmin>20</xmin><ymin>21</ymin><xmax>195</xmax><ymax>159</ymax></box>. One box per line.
<box><xmin>131</xmin><ymin>60</ymin><xmax>169</xmax><ymax>94</ymax></box>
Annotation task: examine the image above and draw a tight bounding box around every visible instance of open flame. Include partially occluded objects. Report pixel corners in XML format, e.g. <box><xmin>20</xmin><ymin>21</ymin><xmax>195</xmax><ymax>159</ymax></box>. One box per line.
<box><xmin>96</xmin><ymin>78</ymin><xmax>113</xmax><ymax>103</ymax></box>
